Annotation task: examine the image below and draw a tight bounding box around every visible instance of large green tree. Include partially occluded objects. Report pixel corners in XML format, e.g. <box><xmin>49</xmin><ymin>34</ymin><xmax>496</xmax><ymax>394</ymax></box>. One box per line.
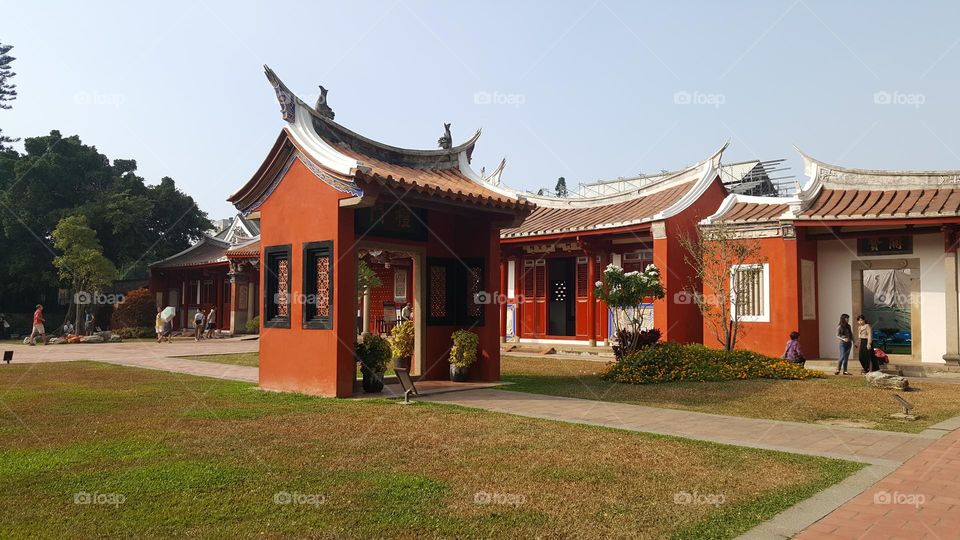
<box><xmin>52</xmin><ymin>215</ymin><xmax>118</xmax><ymax>329</ymax></box>
<box><xmin>0</xmin><ymin>131</ymin><xmax>211</xmax><ymax>312</ymax></box>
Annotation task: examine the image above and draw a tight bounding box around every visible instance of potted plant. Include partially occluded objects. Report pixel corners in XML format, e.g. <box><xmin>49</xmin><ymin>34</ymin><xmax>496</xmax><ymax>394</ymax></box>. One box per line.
<box><xmin>356</xmin><ymin>334</ymin><xmax>391</xmax><ymax>393</ymax></box>
<box><xmin>449</xmin><ymin>329</ymin><xmax>479</xmax><ymax>382</ymax></box>
<box><xmin>390</xmin><ymin>320</ymin><xmax>414</xmax><ymax>370</ymax></box>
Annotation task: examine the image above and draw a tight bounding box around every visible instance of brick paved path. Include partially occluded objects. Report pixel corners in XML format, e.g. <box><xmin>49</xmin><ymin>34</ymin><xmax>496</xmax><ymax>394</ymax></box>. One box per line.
<box><xmin>424</xmin><ymin>388</ymin><xmax>936</xmax><ymax>465</ymax></box>
<box><xmin>1</xmin><ymin>337</ymin><xmax>259</xmax><ymax>382</ymax></box>
<box><xmin>795</xmin><ymin>429</ymin><xmax>960</xmax><ymax>540</ymax></box>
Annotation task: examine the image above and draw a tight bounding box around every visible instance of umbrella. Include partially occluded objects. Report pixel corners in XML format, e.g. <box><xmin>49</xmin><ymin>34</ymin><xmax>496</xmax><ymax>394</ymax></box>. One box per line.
<box><xmin>161</xmin><ymin>306</ymin><xmax>176</xmax><ymax>322</ymax></box>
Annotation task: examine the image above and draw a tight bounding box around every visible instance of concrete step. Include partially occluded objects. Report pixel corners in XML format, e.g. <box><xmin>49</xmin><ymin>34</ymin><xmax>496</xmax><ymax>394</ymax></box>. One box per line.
<box><xmin>804</xmin><ymin>359</ymin><xmax>960</xmax><ymax>378</ymax></box>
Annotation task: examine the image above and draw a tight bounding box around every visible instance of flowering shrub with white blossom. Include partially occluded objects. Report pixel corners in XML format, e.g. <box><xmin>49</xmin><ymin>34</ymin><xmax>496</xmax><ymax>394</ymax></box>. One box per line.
<box><xmin>594</xmin><ymin>263</ymin><xmax>665</xmax><ymax>336</ymax></box>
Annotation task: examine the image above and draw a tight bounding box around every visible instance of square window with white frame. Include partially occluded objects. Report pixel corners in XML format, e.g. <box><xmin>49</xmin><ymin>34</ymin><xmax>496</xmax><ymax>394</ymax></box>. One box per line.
<box><xmin>731</xmin><ymin>263</ymin><xmax>769</xmax><ymax>322</ymax></box>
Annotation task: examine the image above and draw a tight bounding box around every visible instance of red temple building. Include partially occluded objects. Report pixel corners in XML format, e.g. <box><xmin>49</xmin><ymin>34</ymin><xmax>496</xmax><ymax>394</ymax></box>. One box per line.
<box><xmin>498</xmin><ymin>146</ymin><xmax>730</xmax><ymax>346</ymax></box>
<box><xmin>221</xmin><ymin>66</ymin><xmax>532</xmax><ymax>397</ymax></box>
<box><xmin>701</xmin><ymin>150</ymin><xmax>960</xmax><ymax>365</ymax></box>
<box><xmin>148</xmin><ymin>214</ymin><xmax>260</xmax><ymax>333</ymax></box>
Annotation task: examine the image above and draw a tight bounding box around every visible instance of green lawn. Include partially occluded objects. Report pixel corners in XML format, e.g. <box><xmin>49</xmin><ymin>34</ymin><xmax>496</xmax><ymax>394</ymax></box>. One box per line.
<box><xmin>502</xmin><ymin>356</ymin><xmax>960</xmax><ymax>433</ymax></box>
<box><xmin>179</xmin><ymin>352</ymin><xmax>259</xmax><ymax>367</ymax></box>
<box><xmin>0</xmin><ymin>362</ymin><xmax>861</xmax><ymax>539</ymax></box>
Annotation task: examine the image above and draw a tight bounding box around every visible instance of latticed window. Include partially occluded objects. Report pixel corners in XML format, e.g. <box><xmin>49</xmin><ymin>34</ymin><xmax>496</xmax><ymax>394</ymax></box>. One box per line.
<box><xmin>466</xmin><ymin>265</ymin><xmax>483</xmax><ymax>318</ymax></box>
<box><xmin>264</xmin><ymin>245</ymin><xmax>292</xmax><ymax>328</ymax></box>
<box><xmin>731</xmin><ymin>264</ymin><xmax>769</xmax><ymax>322</ymax></box>
<box><xmin>276</xmin><ymin>262</ymin><xmax>289</xmax><ymax>317</ymax></box>
<box><xmin>427</xmin><ymin>258</ymin><xmax>485</xmax><ymax>326</ymax></box>
<box><xmin>302</xmin><ymin>241</ymin><xmax>333</xmax><ymax>329</ymax></box>
<box><xmin>429</xmin><ymin>265</ymin><xmax>447</xmax><ymax>320</ymax></box>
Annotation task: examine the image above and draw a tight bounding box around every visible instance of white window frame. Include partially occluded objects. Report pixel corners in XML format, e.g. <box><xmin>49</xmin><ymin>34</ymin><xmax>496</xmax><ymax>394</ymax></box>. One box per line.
<box><xmin>730</xmin><ymin>263</ymin><xmax>770</xmax><ymax>323</ymax></box>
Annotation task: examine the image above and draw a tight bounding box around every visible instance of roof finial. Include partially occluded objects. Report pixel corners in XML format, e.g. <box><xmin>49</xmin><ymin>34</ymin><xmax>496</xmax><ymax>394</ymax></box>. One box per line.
<box><xmin>437</xmin><ymin>123</ymin><xmax>452</xmax><ymax>149</ymax></box>
<box><xmin>316</xmin><ymin>85</ymin><xmax>335</xmax><ymax>120</ymax></box>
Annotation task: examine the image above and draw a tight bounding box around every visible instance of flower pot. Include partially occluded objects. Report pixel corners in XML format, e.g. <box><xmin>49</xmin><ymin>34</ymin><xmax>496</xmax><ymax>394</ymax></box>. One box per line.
<box><xmin>449</xmin><ymin>364</ymin><xmax>469</xmax><ymax>382</ymax></box>
<box><xmin>394</xmin><ymin>355</ymin><xmax>411</xmax><ymax>370</ymax></box>
<box><xmin>360</xmin><ymin>364</ymin><xmax>385</xmax><ymax>393</ymax></box>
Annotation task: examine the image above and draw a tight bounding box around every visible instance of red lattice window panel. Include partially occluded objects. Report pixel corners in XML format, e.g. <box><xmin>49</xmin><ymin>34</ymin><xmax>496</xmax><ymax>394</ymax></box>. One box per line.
<box><xmin>430</xmin><ymin>265</ymin><xmax>447</xmax><ymax>318</ymax></box>
<box><xmin>316</xmin><ymin>256</ymin><xmax>330</xmax><ymax>318</ymax></box>
<box><xmin>276</xmin><ymin>259</ymin><xmax>289</xmax><ymax>317</ymax></box>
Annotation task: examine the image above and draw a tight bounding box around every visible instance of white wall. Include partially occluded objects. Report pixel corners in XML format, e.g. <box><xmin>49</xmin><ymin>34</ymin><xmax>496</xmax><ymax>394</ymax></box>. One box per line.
<box><xmin>816</xmin><ymin>233</ymin><xmax>947</xmax><ymax>363</ymax></box>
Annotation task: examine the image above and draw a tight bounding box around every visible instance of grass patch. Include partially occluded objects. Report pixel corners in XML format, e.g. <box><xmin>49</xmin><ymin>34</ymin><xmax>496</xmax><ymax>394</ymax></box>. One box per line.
<box><xmin>0</xmin><ymin>361</ymin><xmax>862</xmax><ymax>538</ymax></box>
<box><xmin>503</xmin><ymin>356</ymin><xmax>960</xmax><ymax>433</ymax></box>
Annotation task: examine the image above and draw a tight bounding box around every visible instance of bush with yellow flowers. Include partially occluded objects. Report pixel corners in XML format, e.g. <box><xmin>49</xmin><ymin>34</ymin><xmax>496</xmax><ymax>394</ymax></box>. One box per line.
<box><xmin>603</xmin><ymin>342</ymin><xmax>822</xmax><ymax>384</ymax></box>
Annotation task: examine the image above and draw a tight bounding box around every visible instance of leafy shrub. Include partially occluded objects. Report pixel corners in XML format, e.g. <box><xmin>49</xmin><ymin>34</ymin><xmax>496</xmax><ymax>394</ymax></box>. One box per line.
<box><xmin>111</xmin><ymin>288</ymin><xmax>156</xmax><ymax>330</ymax></box>
<box><xmin>604</xmin><ymin>342</ymin><xmax>821</xmax><ymax>384</ymax></box>
<box><xmin>612</xmin><ymin>328</ymin><xmax>661</xmax><ymax>362</ymax></box>
<box><xmin>245</xmin><ymin>315</ymin><xmax>260</xmax><ymax>334</ymax></box>
<box><xmin>113</xmin><ymin>326</ymin><xmax>156</xmax><ymax>339</ymax></box>
<box><xmin>449</xmin><ymin>329</ymin><xmax>479</xmax><ymax>368</ymax></box>
<box><xmin>390</xmin><ymin>320</ymin><xmax>414</xmax><ymax>360</ymax></box>
<box><xmin>356</xmin><ymin>335</ymin><xmax>392</xmax><ymax>373</ymax></box>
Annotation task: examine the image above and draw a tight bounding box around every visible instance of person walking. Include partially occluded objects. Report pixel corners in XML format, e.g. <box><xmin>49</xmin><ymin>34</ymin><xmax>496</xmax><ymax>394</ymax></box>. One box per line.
<box><xmin>783</xmin><ymin>331</ymin><xmax>805</xmax><ymax>366</ymax></box>
<box><xmin>194</xmin><ymin>310</ymin><xmax>205</xmax><ymax>341</ymax></box>
<box><xmin>29</xmin><ymin>304</ymin><xmax>46</xmax><ymax>345</ymax></box>
<box><xmin>155</xmin><ymin>308</ymin><xmax>164</xmax><ymax>343</ymax></box>
<box><xmin>836</xmin><ymin>313</ymin><xmax>854</xmax><ymax>375</ymax></box>
<box><xmin>84</xmin><ymin>311</ymin><xmax>95</xmax><ymax>336</ymax></box>
<box><xmin>855</xmin><ymin>315</ymin><xmax>877</xmax><ymax>373</ymax></box>
<box><xmin>205</xmin><ymin>307</ymin><xmax>216</xmax><ymax>339</ymax></box>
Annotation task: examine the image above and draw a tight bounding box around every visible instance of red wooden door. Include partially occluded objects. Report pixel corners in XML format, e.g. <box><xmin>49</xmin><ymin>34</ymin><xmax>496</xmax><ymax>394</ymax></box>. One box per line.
<box><xmin>533</xmin><ymin>260</ymin><xmax>546</xmax><ymax>337</ymax></box>
<box><xmin>575</xmin><ymin>256</ymin><xmax>589</xmax><ymax>338</ymax></box>
<box><xmin>521</xmin><ymin>260</ymin><xmax>536</xmax><ymax>337</ymax></box>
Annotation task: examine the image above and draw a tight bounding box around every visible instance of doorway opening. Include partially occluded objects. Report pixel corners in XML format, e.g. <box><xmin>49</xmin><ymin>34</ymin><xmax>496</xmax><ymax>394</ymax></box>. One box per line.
<box><xmin>356</xmin><ymin>243</ymin><xmax>425</xmax><ymax>378</ymax></box>
<box><xmin>852</xmin><ymin>259</ymin><xmax>920</xmax><ymax>362</ymax></box>
<box><xmin>547</xmin><ymin>257</ymin><xmax>576</xmax><ymax>336</ymax></box>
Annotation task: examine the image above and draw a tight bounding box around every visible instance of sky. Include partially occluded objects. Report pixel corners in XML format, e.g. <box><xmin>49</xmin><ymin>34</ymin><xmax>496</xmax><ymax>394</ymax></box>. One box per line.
<box><xmin>4</xmin><ymin>0</ymin><xmax>960</xmax><ymax>218</ymax></box>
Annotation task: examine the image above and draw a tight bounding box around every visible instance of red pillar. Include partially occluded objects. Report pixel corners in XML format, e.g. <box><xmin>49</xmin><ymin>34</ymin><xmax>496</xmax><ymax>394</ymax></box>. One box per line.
<box><xmin>499</xmin><ymin>258</ymin><xmax>507</xmax><ymax>343</ymax></box>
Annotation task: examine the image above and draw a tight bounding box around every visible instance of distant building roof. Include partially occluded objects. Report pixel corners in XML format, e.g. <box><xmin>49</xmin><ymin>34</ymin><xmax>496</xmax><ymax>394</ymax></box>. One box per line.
<box><xmin>149</xmin><ymin>236</ymin><xmax>231</xmax><ymax>269</ymax></box>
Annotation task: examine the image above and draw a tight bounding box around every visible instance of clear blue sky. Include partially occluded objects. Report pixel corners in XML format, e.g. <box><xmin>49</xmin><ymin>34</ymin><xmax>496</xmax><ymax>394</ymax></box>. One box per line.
<box><xmin>4</xmin><ymin>1</ymin><xmax>960</xmax><ymax>217</ymax></box>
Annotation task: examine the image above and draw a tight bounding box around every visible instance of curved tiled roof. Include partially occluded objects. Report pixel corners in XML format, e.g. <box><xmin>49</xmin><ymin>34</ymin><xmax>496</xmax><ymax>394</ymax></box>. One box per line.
<box><xmin>228</xmin><ymin>66</ymin><xmax>532</xmax><ymax>216</ymax></box>
<box><xmin>502</xmin><ymin>144</ymin><xmax>727</xmax><ymax>239</ymax></box>
<box><xmin>794</xmin><ymin>150</ymin><xmax>960</xmax><ymax>220</ymax></box>
<box><xmin>149</xmin><ymin>236</ymin><xmax>230</xmax><ymax>269</ymax></box>
<box><xmin>502</xmin><ymin>181</ymin><xmax>694</xmax><ymax>238</ymax></box>
<box><xmin>226</xmin><ymin>236</ymin><xmax>261</xmax><ymax>259</ymax></box>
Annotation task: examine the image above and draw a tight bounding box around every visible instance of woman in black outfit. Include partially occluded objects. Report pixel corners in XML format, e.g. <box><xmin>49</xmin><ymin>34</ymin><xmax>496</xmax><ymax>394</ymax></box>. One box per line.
<box><xmin>855</xmin><ymin>314</ymin><xmax>878</xmax><ymax>373</ymax></box>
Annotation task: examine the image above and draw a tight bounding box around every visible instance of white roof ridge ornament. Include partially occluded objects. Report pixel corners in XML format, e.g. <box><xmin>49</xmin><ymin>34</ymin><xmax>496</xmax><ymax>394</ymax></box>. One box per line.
<box><xmin>653</xmin><ymin>142</ymin><xmax>729</xmax><ymax>221</ymax></box>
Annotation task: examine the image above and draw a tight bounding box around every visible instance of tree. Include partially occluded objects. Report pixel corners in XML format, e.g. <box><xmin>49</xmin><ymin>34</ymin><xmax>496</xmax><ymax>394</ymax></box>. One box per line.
<box><xmin>555</xmin><ymin>176</ymin><xmax>568</xmax><ymax>197</ymax></box>
<box><xmin>680</xmin><ymin>224</ymin><xmax>764</xmax><ymax>351</ymax></box>
<box><xmin>51</xmin><ymin>215</ymin><xmax>118</xmax><ymax>330</ymax></box>
<box><xmin>0</xmin><ymin>41</ymin><xmax>17</xmax><ymax>150</ymax></box>
<box><xmin>594</xmin><ymin>263</ymin><xmax>665</xmax><ymax>357</ymax></box>
<box><xmin>0</xmin><ymin>131</ymin><xmax>211</xmax><ymax>311</ymax></box>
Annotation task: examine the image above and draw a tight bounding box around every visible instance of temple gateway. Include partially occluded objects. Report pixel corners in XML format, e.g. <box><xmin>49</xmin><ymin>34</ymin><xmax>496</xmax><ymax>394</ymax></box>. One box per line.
<box><xmin>147</xmin><ymin>70</ymin><xmax>960</xmax><ymax>396</ymax></box>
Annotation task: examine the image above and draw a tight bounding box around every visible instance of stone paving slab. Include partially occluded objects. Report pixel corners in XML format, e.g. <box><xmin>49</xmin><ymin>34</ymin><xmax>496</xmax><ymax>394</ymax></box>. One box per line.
<box><xmin>423</xmin><ymin>389</ymin><xmax>937</xmax><ymax>465</ymax></box>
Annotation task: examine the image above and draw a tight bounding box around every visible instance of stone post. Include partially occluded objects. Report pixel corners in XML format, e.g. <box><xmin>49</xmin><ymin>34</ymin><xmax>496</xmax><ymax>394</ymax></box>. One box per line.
<box><xmin>943</xmin><ymin>226</ymin><xmax>960</xmax><ymax>365</ymax></box>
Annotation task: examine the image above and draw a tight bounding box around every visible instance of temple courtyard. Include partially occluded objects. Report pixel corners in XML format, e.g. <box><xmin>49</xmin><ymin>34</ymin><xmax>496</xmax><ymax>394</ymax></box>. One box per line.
<box><xmin>1</xmin><ymin>345</ymin><xmax>959</xmax><ymax>538</ymax></box>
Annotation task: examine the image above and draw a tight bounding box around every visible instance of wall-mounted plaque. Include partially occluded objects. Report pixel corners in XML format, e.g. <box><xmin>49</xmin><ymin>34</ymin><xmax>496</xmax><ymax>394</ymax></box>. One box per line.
<box><xmin>354</xmin><ymin>204</ymin><xmax>428</xmax><ymax>241</ymax></box>
<box><xmin>857</xmin><ymin>236</ymin><xmax>912</xmax><ymax>256</ymax></box>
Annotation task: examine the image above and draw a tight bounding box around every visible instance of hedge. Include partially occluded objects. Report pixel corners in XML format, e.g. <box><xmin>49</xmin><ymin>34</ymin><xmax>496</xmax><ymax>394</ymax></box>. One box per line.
<box><xmin>604</xmin><ymin>342</ymin><xmax>821</xmax><ymax>384</ymax></box>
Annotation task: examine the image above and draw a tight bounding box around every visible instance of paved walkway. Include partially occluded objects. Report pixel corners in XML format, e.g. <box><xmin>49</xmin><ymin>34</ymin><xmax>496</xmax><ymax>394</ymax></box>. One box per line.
<box><xmin>796</xmin><ymin>429</ymin><xmax>960</xmax><ymax>540</ymax></box>
<box><xmin>1</xmin><ymin>337</ymin><xmax>259</xmax><ymax>382</ymax></box>
<box><xmin>423</xmin><ymin>388</ymin><xmax>937</xmax><ymax>465</ymax></box>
